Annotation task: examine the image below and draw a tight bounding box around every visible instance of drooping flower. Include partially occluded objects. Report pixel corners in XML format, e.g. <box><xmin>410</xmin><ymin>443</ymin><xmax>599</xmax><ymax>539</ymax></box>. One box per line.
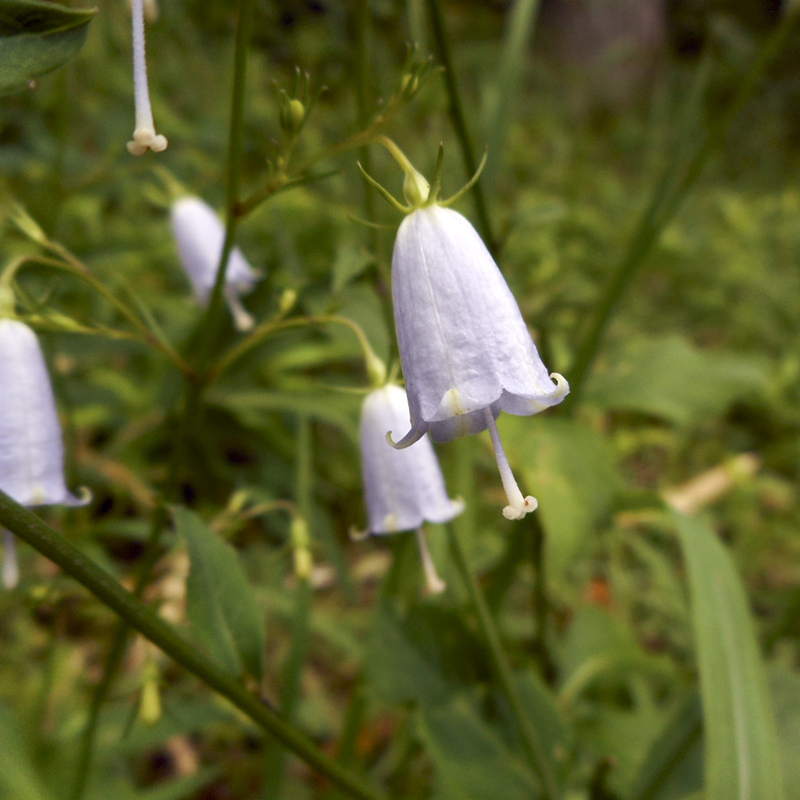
<box><xmin>0</xmin><ymin>318</ymin><xmax>89</xmax><ymax>587</ymax></box>
<box><xmin>0</xmin><ymin>319</ymin><xmax>88</xmax><ymax>508</ymax></box>
<box><xmin>358</xmin><ymin>384</ymin><xmax>463</xmax><ymax>593</ymax></box>
<box><xmin>127</xmin><ymin>0</ymin><xmax>168</xmax><ymax>155</ymax></box>
<box><xmin>370</xmin><ymin>145</ymin><xmax>569</xmax><ymax>520</ymax></box>
<box><xmin>170</xmin><ymin>196</ymin><xmax>261</xmax><ymax>331</ymax></box>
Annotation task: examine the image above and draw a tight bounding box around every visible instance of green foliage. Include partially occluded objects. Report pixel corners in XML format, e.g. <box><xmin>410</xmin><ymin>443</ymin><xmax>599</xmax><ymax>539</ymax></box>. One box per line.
<box><xmin>1</xmin><ymin>1</ymin><xmax>799</xmax><ymax>799</ymax></box>
<box><xmin>676</xmin><ymin>512</ymin><xmax>785</xmax><ymax>800</ymax></box>
<box><xmin>175</xmin><ymin>506</ymin><xmax>266</xmax><ymax>680</ymax></box>
<box><xmin>0</xmin><ymin>0</ymin><xmax>95</xmax><ymax>94</ymax></box>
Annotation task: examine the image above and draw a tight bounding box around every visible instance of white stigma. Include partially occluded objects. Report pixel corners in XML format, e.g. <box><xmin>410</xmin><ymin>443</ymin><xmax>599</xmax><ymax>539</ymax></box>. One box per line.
<box><xmin>415</xmin><ymin>528</ymin><xmax>447</xmax><ymax>595</ymax></box>
<box><xmin>3</xmin><ymin>530</ymin><xmax>19</xmax><ymax>590</ymax></box>
<box><xmin>483</xmin><ymin>408</ymin><xmax>538</xmax><ymax>520</ymax></box>
<box><xmin>127</xmin><ymin>0</ymin><xmax>168</xmax><ymax>156</ymax></box>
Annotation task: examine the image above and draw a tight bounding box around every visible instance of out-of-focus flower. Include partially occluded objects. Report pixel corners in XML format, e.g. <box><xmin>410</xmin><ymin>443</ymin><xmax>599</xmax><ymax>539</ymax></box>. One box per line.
<box><xmin>170</xmin><ymin>196</ymin><xmax>261</xmax><ymax>331</ymax></box>
<box><xmin>0</xmin><ymin>319</ymin><xmax>87</xmax><ymax>508</ymax></box>
<box><xmin>127</xmin><ymin>0</ymin><xmax>168</xmax><ymax>155</ymax></box>
<box><xmin>0</xmin><ymin>318</ymin><xmax>89</xmax><ymax>587</ymax></box>
<box><xmin>357</xmin><ymin>384</ymin><xmax>463</xmax><ymax>594</ymax></box>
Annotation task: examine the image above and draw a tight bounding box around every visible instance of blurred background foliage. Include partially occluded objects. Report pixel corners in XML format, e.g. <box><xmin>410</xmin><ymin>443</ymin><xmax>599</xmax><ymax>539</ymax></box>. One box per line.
<box><xmin>1</xmin><ymin>0</ymin><xmax>800</xmax><ymax>798</ymax></box>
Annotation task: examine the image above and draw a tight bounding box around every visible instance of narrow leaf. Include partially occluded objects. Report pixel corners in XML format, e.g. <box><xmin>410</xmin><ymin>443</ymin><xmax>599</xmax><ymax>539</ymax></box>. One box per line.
<box><xmin>0</xmin><ymin>0</ymin><xmax>96</xmax><ymax>94</ymax></box>
<box><xmin>675</xmin><ymin>512</ymin><xmax>784</xmax><ymax>800</ymax></box>
<box><xmin>174</xmin><ymin>506</ymin><xmax>266</xmax><ymax>680</ymax></box>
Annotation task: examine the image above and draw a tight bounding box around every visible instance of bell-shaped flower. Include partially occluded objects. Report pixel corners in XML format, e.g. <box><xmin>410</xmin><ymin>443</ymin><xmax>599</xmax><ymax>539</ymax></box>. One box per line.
<box><xmin>383</xmin><ymin>157</ymin><xmax>569</xmax><ymax>521</ymax></box>
<box><xmin>0</xmin><ymin>319</ymin><xmax>88</xmax><ymax>509</ymax></box>
<box><xmin>358</xmin><ymin>384</ymin><xmax>463</xmax><ymax>594</ymax></box>
<box><xmin>127</xmin><ymin>0</ymin><xmax>168</xmax><ymax>155</ymax></box>
<box><xmin>170</xmin><ymin>196</ymin><xmax>262</xmax><ymax>331</ymax></box>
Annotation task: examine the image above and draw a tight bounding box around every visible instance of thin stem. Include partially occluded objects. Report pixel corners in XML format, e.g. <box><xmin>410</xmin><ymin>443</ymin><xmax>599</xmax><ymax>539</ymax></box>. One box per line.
<box><xmin>194</xmin><ymin>0</ymin><xmax>257</xmax><ymax>370</ymax></box>
<box><xmin>445</xmin><ymin>523</ymin><xmax>560</xmax><ymax>800</ymax></box>
<box><xmin>0</xmin><ymin>489</ymin><xmax>386</xmax><ymax>800</ymax></box>
<box><xmin>424</xmin><ymin>0</ymin><xmax>495</xmax><ymax>253</ymax></box>
<box><xmin>260</xmin><ymin>416</ymin><xmax>314</xmax><ymax>798</ymax></box>
<box><xmin>13</xmin><ymin>252</ymin><xmax>190</xmax><ymax>374</ymax></box>
<box><xmin>209</xmin><ymin>314</ymin><xmax>382</xmax><ymax>383</ymax></box>
<box><xmin>529</xmin><ymin>515</ymin><xmax>555</xmax><ymax>682</ymax></box>
<box><xmin>566</xmin><ymin>12</ymin><xmax>799</xmax><ymax>405</ymax></box>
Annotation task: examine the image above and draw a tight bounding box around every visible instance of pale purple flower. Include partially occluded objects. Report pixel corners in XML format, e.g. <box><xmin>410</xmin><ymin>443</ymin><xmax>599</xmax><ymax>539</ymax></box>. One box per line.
<box><xmin>358</xmin><ymin>384</ymin><xmax>463</xmax><ymax>593</ymax></box>
<box><xmin>170</xmin><ymin>196</ymin><xmax>261</xmax><ymax>331</ymax></box>
<box><xmin>0</xmin><ymin>319</ymin><xmax>89</xmax><ymax>587</ymax></box>
<box><xmin>390</xmin><ymin>205</ymin><xmax>568</xmax><ymax>519</ymax></box>
<box><xmin>0</xmin><ymin>320</ymin><xmax>86</xmax><ymax>508</ymax></box>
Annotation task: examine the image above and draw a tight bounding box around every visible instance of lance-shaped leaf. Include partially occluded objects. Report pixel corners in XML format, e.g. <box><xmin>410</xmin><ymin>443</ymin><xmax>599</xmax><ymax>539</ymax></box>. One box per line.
<box><xmin>675</xmin><ymin>512</ymin><xmax>785</xmax><ymax>800</ymax></box>
<box><xmin>0</xmin><ymin>0</ymin><xmax>96</xmax><ymax>95</ymax></box>
<box><xmin>174</xmin><ymin>506</ymin><xmax>265</xmax><ymax>680</ymax></box>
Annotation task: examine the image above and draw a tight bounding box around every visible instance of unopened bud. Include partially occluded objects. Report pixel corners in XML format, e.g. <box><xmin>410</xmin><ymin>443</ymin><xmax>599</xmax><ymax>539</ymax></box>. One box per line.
<box><xmin>290</xmin><ymin>516</ymin><xmax>312</xmax><ymax>580</ymax></box>
<box><xmin>280</xmin><ymin>97</ymin><xmax>306</xmax><ymax>137</ymax></box>
<box><xmin>138</xmin><ymin>661</ymin><xmax>162</xmax><ymax>726</ymax></box>
<box><xmin>400</xmin><ymin>73</ymin><xmax>419</xmax><ymax>98</ymax></box>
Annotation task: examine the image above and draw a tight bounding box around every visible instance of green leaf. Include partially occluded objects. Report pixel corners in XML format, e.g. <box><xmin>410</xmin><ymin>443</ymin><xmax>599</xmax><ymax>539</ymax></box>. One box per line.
<box><xmin>0</xmin><ymin>0</ymin><xmax>96</xmax><ymax>94</ymax></box>
<box><xmin>674</xmin><ymin>512</ymin><xmax>785</xmax><ymax>800</ymax></box>
<box><xmin>0</xmin><ymin>705</ymin><xmax>57</xmax><ymax>800</ymax></box>
<box><xmin>419</xmin><ymin>695</ymin><xmax>539</xmax><ymax>800</ymax></box>
<box><xmin>586</xmin><ymin>336</ymin><xmax>768</xmax><ymax>426</ymax></box>
<box><xmin>768</xmin><ymin>664</ymin><xmax>800</xmax><ymax>800</ymax></box>
<box><xmin>629</xmin><ymin>692</ymin><xmax>704</xmax><ymax>800</ymax></box>
<box><xmin>174</xmin><ymin>506</ymin><xmax>266</xmax><ymax>680</ymax></box>
<box><xmin>364</xmin><ymin>601</ymin><xmax>481</xmax><ymax>708</ymax></box>
<box><xmin>500</xmin><ymin>416</ymin><xmax>620</xmax><ymax>578</ymax></box>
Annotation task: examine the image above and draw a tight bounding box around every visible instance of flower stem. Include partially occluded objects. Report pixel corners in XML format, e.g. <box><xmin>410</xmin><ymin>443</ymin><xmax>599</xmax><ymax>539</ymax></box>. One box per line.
<box><xmin>445</xmin><ymin>523</ymin><xmax>560</xmax><ymax>799</ymax></box>
<box><xmin>0</xmin><ymin>488</ymin><xmax>386</xmax><ymax>800</ymax></box>
<box><xmin>195</xmin><ymin>0</ymin><xmax>257</xmax><ymax>370</ymax></box>
<box><xmin>424</xmin><ymin>0</ymin><xmax>495</xmax><ymax>253</ymax></box>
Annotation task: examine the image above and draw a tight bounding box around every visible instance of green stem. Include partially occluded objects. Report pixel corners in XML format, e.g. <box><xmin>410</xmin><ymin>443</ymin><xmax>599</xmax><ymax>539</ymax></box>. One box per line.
<box><xmin>445</xmin><ymin>523</ymin><xmax>560</xmax><ymax>800</ymax></box>
<box><xmin>260</xmin><ymin>417</ymin><xmax>314</xmax><ymax>798</ymax></box>
<box><xmin>195</xmin><ymin>0</ymin><xmax>257</xmax><ymax>370</ymax></box>
<box><xmin>566</xmin><ymin>12</ymin><xmax>798</xmax><ymax>405</ymax></box>
<box><xmin>529</xmin><ymin>515</ymin><xmax>555</xmax><ymax>682</ymax></box>
<box><xmin>0</xmin><ymin>489</ymin><xmax>386</xmax><ymax>800</ymax></box>
<box><xmin>69</xmin><ymin>504</ymin><xmax>172</xmax><ymax>800</ymax></box>
<box><xmin>424</xmin><ymin>0</ymin><xmax>495</xmax><ymax>253</ymax></box>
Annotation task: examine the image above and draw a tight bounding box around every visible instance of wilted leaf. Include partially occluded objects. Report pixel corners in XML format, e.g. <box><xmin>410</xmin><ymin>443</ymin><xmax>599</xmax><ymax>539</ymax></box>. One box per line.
<box><xmin>0</xmin><ymin>0</ymin><xmax>96</xmax><ymax>94</ymax></box>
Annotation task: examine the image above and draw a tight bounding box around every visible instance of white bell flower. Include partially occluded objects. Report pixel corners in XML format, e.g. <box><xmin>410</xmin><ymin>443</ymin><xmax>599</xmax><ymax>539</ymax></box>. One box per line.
<box><xmin>390</xmin><ymin>205</ymin><xmax>569</xmax><ymax>520</ymax></box>
<box><xmin>0</xmin><ymin>319</ymin><xmax>88</xmax><ymax>509</ymax></box>
<box><xmin>127</xmin><ymin>0</ymin><xmax>167</xmax><ymax>155</ymax></box>
<box><xmin>358</xmin><ymin>384</ymin><xmax>464</xmax><ymax>594</ymax></box>
<box><xmin>170</xmin><ymin>196</ymin><xmax>262</xmax><ymax>331</ymax></box>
